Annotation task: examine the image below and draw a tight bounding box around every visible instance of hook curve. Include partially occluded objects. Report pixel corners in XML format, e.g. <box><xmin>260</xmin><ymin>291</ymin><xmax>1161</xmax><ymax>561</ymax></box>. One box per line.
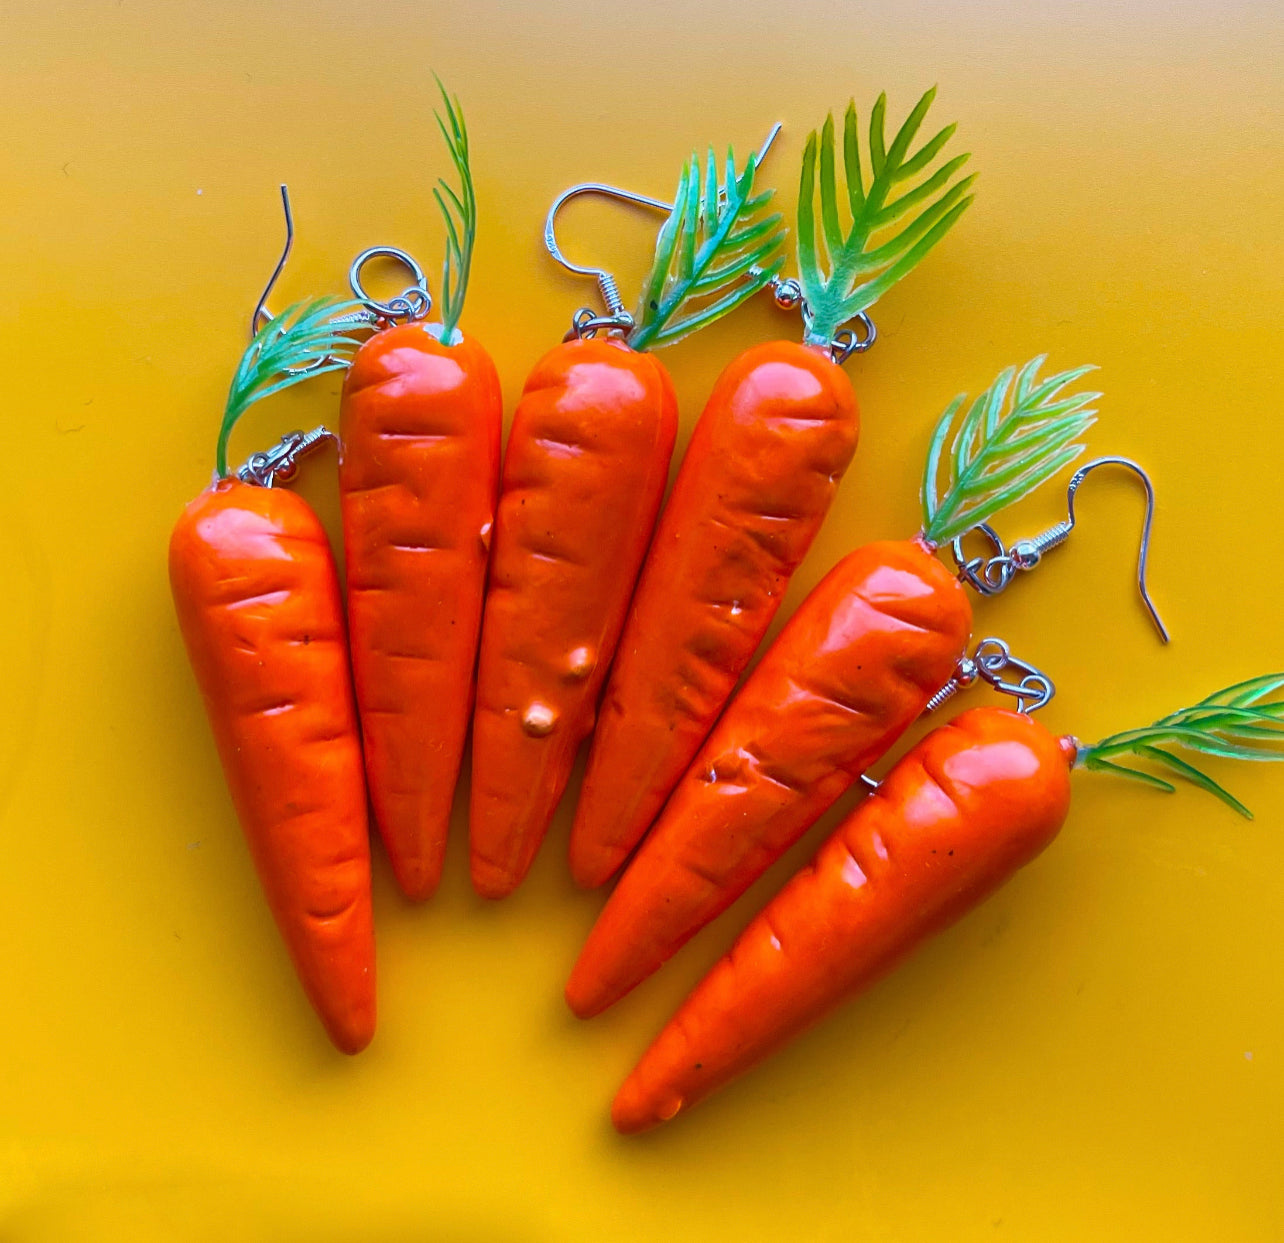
<box><xmin>251</xmin><ymin>184</ymin><xmax>294</xmax><ymax>340</ymax></box>
<box><xmin>949</xmin><ymin>455</ymin><xmax>1170</xmax><ymax>644</ymax></box>
<box><xmin>1059</xmin><ymin>456</ymin><xmax>1170</xmax><ymax>643</ymax></box>
<box><xmin>542</xmin><ymin>122</ymin><xmax>784</xmax><ymax>316</ymax></box>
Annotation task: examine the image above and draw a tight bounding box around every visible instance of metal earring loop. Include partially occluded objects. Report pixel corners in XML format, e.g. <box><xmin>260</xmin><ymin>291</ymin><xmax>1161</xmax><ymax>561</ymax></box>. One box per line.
<box><xmin>923</xmin><ymin>636</ymin><xmax>1056</xmax><ymax>716</ymax></box>
<box><xmin>250</xmin><ymin>184</ymin><xmax>376</xmax><ymax>375</ymax></box>
<box><xmin>349</xmin><ymin>246</ymin><xmax>432</xmax><ymax>323</ymax></box>
<box><xmin>950</xmin><ymin>455</ymin><xmax>1170</xmax><ymax>643</ymax></box>
<box><xmin>544</xmin><ymin>182</ymin><xmax>671</xmax><ymax>324</ymax></box>
<box><xmin>544</xmin><ymin>122</ymin><xmax>784</xmax><ymax>336</ymax></box>
<box><xmin>828</xmin><ymin>313</ymin><xmax>877</xmax><ymax>363</ymax></box>
<box><xmin>250</xmin><ymin>184</ymin><xmax>296</xmax><ymax>340</ymax></box>
<box><xmin>951</xmin><ymin>523</ymin><xmax>1016</xmax><ymax>596</ymax></box>
<box><xmin>236</xmin><ymin>427</ymin><xmax>336</xmax><ymax>489</ymax></box>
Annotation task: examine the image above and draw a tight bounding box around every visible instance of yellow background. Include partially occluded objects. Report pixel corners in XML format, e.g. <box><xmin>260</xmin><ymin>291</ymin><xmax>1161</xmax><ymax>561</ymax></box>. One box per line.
<box><xmin>2</xmin><ymin>1</ymin><xmax>1282</xmax><ymax>1238</ymax></box>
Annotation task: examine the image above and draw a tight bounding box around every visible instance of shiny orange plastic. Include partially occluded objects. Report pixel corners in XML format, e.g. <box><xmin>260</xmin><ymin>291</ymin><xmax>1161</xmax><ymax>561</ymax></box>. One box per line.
<box><xmin>168</xmin><ymin>479</ymin><xmax>376</xmax><ymax>1054</ymax></box>
<box><xmin>340</xmin><ymin>323</ymin><xmax>502</xmax><ymax>900</ymax></box>
<box><xmin>570</xmin><ymin>340</ymin><xmax>859</xmax><ymax>888</ymax></box>
<box><xmin>612</xmin><ymin>707</ymin><xmax>1075</xmax><ymax>1132</ymax></box>
<box><xmin>567</xmin><ymin>538</ymin><xmax>971</xmax><ymax>1018</ymax></box>
<box><xmin>470</xmin><ymin>337</ymin><xmax>678</xmax><ymax>898</ymax></box>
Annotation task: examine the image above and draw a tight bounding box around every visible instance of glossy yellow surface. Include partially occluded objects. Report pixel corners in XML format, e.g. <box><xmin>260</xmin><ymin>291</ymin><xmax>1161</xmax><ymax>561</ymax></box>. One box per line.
<box><xmin>2</xmin><ymin>1</ymin><xmax>1282</xmax><ymax>1237</ymax></box>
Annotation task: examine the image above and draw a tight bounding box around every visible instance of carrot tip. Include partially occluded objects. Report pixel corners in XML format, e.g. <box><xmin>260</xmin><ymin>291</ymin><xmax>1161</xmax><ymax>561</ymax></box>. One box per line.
<box><xmin>469</xmin><ymin>855</ymin><xmax>522</xmax><ymax>900</ymax></box>
<box><xmin>568</xmin><ymin>843</ymin><xmax>624</xmax><ymax>891</ymax></box>
<box><xmin>611</xmin><ymin>1081</ymin><xmax>681</xmax><ymax>1135</ymax></box>
<box><xmin>563</xmin><ymin>975</ymin><xmax>605</xmax><ymax>1021</ymax></box>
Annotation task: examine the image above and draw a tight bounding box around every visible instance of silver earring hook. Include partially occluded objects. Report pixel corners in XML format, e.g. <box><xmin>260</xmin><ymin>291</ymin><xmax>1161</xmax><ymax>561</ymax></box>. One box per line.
<box><xmin>543</xmin><ymin>183</ymin><xmax>671</xmax><ymax>321</ymax></box>
<box><xmin>543</xmin><ymin>122</ymin><xmax>784</xmax><ymax>332</ymax></box>
<box><xmin>250</xmin><ymin>184</ymin><xmax>295</xmax><ymax>339</ymax></box>
<box><xmin>1062</xmin><ymin>457</ymin><xmax>1169</xmax><ymax>642</ymax></box>
<box><xmin>950</xmin><ymin>456</ymin><xmax>1170</xmax><ymax>644</ymax></box>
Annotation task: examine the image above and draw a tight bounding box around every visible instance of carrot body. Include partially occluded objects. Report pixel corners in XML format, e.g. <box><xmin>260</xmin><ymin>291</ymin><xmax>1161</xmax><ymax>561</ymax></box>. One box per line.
<box><xmin>340</xmin><ymin>323</ymin><xmax>502</xmax><ymax>900</ymax></box>
<box><xmin>169</xmin><ymin>480</ymin><xmax>376</xmax><ymax>1054</ymax></box>
<box><xmin>470</xmin><ymin>337</ymin><xmax>678</xmax><ymax>898</ymax></box>
<box><xmin>570</xmin><ymin>340</ymin><xmax>859</xmax><ymax>888</ymax></box>
<box><xmin>612</xmin><ymin>707</ymin><xmax>1073</xmax><ymax>1132</ymax></box>
<box><xmin>568</xmin><ymin>538</ymin><xmax>970</xmax><ymax>1017</ymax></box>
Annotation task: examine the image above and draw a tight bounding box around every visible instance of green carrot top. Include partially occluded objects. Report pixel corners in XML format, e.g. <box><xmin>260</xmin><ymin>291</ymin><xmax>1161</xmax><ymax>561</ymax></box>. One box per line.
<box><xmin>216</xmin><ymin>296</ymin><xmax>366</xmax><ymax>479</ymax></box>
<box><xmin>431</xmin><ymin>77</ymin><xmax>475</xmax><ymax>344</ymax></box>
<box><xmin>626</xmin><ymin>147</ymin><xmax>786</xmax><ymax>351</ymax></box>
<box><xmin>920</xmin><ymin>355</ymin><xmax>1100</xmax><ymax>547</ymax></box>
<box><xmin>796</xmin><ymin>86</ymin><xmax>975</xmax><ymax>348</ymax></box>
<box><xmin>1077</xmin><ymin>674</ymin><xmax>1284</xmax><ymax>818</ymax></box>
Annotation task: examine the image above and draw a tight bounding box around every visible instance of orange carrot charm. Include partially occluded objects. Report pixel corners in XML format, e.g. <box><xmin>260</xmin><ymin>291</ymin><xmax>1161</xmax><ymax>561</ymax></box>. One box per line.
<box><xmin>613</xmin><ymin>673</ymin><xmax>1284</xmax><ymax>1131</ymax></box>
<box><xmin>470</xmin><ymin>140</ymin><xmax>787</xmax><ymax>898</ymax></box>
<box><xmin>170</xmin><ymin>298</ymin><xmax>376</xmax><ymax>1054</ymax></box>
<box><xmin>340</xmin><ymin>85</ymin><xmax>503</xmax><ymax>900</ymax></box>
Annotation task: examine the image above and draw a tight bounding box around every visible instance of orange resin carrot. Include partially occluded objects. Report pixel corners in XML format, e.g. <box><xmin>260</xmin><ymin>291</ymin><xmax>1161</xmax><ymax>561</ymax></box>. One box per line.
<box><xmin>171</xmin><ymin>479</ymin><xmax>375</xmax><ymax>1053</ymax></box>
<box><xmin>570</xmin><ymin>340</ymin><xmax>858</xmax><ymax>887</ymax></box>
<box><xmin>170</xmin><ymin>297</ymin><xmax>376</xmax><ymax>1053</ymax></box>
<box><xmin>613</xmin><ymin>670</ymin><xmax>1284</xmax><ymax>1131</ymax></box>
<box><xmin>469</xmin><ymin>338</ymin><xmax>676</xmax><ymax>897</ymax></box>
<box><xmin>611</xmin><ymin>707</ymin><xmax>1074</xmax><ymax>1132</ymax></box>
<box><xmin>340</xmin><ymin>326</ymin><xmax>501</xmax><ymax>899</ymax></box>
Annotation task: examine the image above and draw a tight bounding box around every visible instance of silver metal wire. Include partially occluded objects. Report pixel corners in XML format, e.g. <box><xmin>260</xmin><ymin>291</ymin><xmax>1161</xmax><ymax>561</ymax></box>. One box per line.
<box><xmin>250</xmin><ymin>185</ymin><xmax>379</xmax><ymax>376</ymax></box>
<box><xmin>949</xmin><ymin>456</ymin><xmax>1170</xmax><ymax>643</ymax></box>
<box><xmin>236</xmin><ymin>427</ymin><xmax>336</xmax><ymax>489</ymax></box>
<box><xmin>924</xmin><ymin>637</ymin><xmax>1055</xmax><ymax>716</ymax></box>
<box><xmin>828</xmin><ymin>313</ymin><xmax>877</xmax><ymax>363</ymax></box>
<box><xmin>348</xmin><ymin>246</ymin><xmax>433</xmax><ymax>324</ymax></box>
<box><xmin>543</xmin><ymin>122</ymin><xmax>784</xmax><ymax>339</ymax></box>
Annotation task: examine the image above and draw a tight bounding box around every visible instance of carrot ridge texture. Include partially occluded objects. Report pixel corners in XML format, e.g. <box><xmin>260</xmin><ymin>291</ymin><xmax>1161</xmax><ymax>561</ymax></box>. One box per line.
<box><xmin>567</xmin><ymin>538</ymin><xmax>970</xmax><ymax>1018</ymax></box>
<box><xmin>169</xmin><ymin>480</ymin><xmax>376</xmax><ymax>1054</ymax></box>
<box><xmin>611</xmin><ymin>707</ymin><xmax>1073</xmax><ymax>1132</ymax></box>
<box><xmin>570</xmin><ymin>340</ymin><xmax>859</xmax><ymax>889</ymax></box>
<box><xmin>469</xmin><ymin>337</ymin><xmax>678</xmax><ymax>898</ymax></box>
<box><xmin>340</xmin><ymin>323</ymin><xmax>503</xmax><ymax>900</ymax></box>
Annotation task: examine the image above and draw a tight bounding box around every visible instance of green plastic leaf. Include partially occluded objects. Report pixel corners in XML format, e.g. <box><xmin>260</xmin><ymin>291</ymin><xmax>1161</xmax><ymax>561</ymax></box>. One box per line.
<box><xmin>1076</xmin><ymin>673</ymin><xmax>1284</xmax><ymax>815</ymax></box>
<box><xmin>920</xmin><ymin>357</ymin><xmax>1098</xmax><ymax>545</ymax></box>
<box><xmin>796</xmin><ymin>87</ymin><xmax>974</xmax><ymax>344</ymax></box>
<box><xmin>628</xmin><ymin>144</ymin><xmax>787</xmax><ymax>352</ymax></box>
<box><xmin>1079</xmin><ymin>753</ymin><xmax>1177</xmax><ymax>794</ymax></box>
<box><xmin>217</xmin><ymin>296</ymin><xmax>368</xmax><ymax>478</ymax></box>
<box><xmin>432</xmin><ymin>76</ymin><xmax>476</xmax><ymax>341</ymax></box>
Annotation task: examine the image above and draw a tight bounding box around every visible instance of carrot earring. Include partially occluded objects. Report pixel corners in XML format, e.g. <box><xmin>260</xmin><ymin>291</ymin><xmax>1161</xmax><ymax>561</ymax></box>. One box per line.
<box><xmin>566</xmin><ymin>356</ymin><xmax>1166</xmax><ymax>1020</ymax></box>
<box><xmin>335</xmin><ymin>80</ymin><xmax>504</xmax><ymax>904</ymax></box>
<box><xmin>611</xmin><ymin>664</ymin><xmax>1284</xmax><ymax>1133</ymax></box>
<box><xmin>570</xmin><ymin>87</ymin><xmax>978</xmax><ymax>891</ymax></box>
<box><xmin>169</xmin><ymin>205</ymin><xmax>376</xmax><ymax>1055</ymax></box>
<box><xmin>468</xmin><ymin>128</ymin><xmax>788</xmax><ymax>899</ymax></box>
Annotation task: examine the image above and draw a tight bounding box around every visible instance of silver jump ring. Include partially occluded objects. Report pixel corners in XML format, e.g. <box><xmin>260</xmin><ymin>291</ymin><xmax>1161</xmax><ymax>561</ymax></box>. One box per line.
<box><xmin>951</xmin><ymin>523</ymin><xmax>1017</xmax><ymax>596</ymax></box>
<box><xmin>973</xmin><ymin>637</ymin><xmax>1012</xmax><ymax>673</ymax></box>
<box><xmin>829</xmin><ymin>313</ymin><xmax>877</xmax><ymax>364</ymax></box>
<box><xmin>564</xmin><ymin>306</ymin><xmax>634</xmax><ymax>342</ymax></box>
<box><xmin>349</xmin><ymin>246</ymin><xmax>432</xmax><ymax>322</ymax></box>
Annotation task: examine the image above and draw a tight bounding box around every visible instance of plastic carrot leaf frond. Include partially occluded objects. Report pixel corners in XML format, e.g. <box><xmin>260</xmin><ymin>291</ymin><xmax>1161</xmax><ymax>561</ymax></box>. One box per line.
<box><xmin>217</xmin><ymin>296</ymin><xmax>367</xmax><ymax>478</ymax></box>
<box><xmin>1076</xmin><ymin>674</ymin><xmax>1284</xmax><ymax>818</ymax></box>
<box><xmin>432</xmin><ymin>76</ymin><xmax>476</xmax><ymax>343</ymax></box>
<box><xmin>797</xmin><ymin>87</ymin><xmax>974</xmax><ymax>346</ymax></box>
<box><xmin>627</xmin><ymin>146</ymin><xmax>786</xmax><ymax>352</ymax></box>
<box><xmin>920</xmin><ymin>355</ymin><xmax>1099</xmax><ymax>546</ymax></box>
